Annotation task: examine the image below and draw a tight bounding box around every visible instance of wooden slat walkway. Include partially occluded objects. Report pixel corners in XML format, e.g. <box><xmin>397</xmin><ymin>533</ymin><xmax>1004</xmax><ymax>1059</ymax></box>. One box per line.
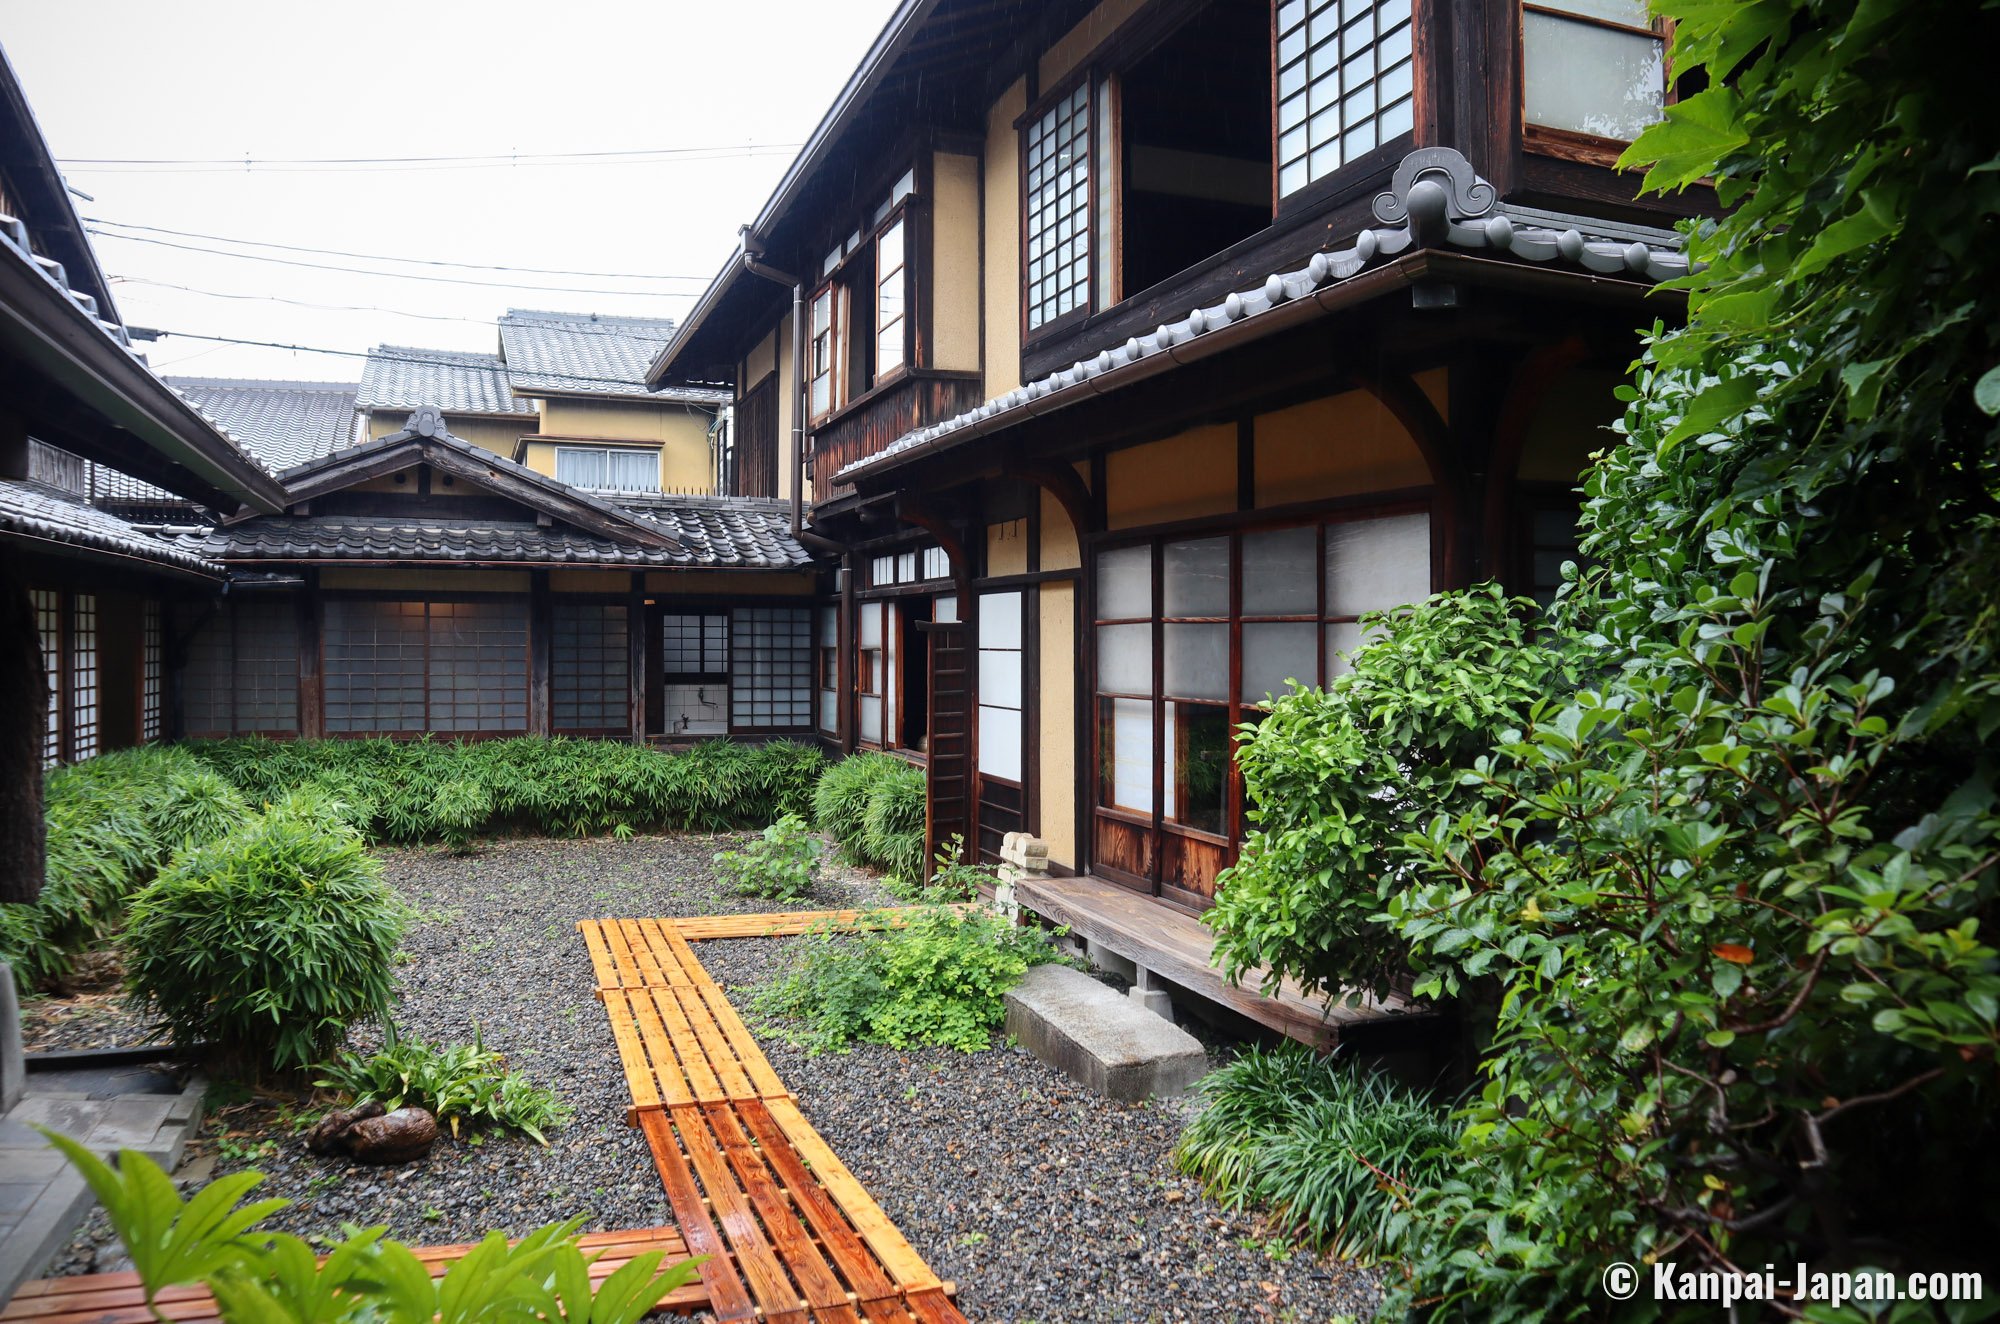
<box><xmin>581</xmin><ymin>917</ymin><xmax>967</xmax><ymax>1324</ymax></box>
<box><xmin>3</xmin><ymin>1227</ymin><xmax>706</xmax><ymax>1324</ymax></box>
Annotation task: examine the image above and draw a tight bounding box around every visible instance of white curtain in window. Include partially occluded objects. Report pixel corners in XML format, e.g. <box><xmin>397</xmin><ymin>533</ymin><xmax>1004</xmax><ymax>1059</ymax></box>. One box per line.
<box><xmin>605</xmin><ymin>450</ymin><xmax>657</xmax><ymax>491</ymax></box>
<box><xmin>556</xmin><ymin>448</ymin><xmax>606</xmax><ymax>489</ymax></box>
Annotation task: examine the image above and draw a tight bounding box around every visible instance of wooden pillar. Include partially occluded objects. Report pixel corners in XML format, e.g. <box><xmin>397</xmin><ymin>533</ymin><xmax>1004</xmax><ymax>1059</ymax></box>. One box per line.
<box><xmin>0</xmin><ymin>561</ymin><xmax>45</xmax><ymax>905</ymax></box>
<box><xmin>528</xmin><ymin>571</ymin><xmax>552</xmax><ymax>737</ymax></box>
<box><xmin>837</xmin><ymin>552</ymin><xmax>856</xmax><ymax>755</ymax></box>
<box><xmin>627</xmin><ymin>573</ymin><xmax>645</xmax><ymax>744</ymax></box>
<box><xmin>297</xmin><ymin>572</ymin><xmax>323</xmax><ymax>739</ymax></box>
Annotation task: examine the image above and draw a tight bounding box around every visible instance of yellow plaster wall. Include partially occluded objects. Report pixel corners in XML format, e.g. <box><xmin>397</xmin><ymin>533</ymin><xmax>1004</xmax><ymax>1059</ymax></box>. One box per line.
<box><xmin>366</xmin><ymin>412</ymin><xmax>526</xmax><ymax>457</ymax></box>
<box><xmin>930</xmin><ymin>150</ymin><xmax>983</xmax><ymax>374</ymax></box>
<box><xmin>1040</xmin><ymin>487</ymin><xmax>1081</xmax><ymax>570</ymax></box>
<box><xmin>982</xmin><ymin>78</ymin><xmax>1025</xmax><ymax>402</ymax></box>
<box><xmin>643</xmin><ymin>570</ymin><xmax>817</xmax><ymax>596</ymax></box>
<box><xmin>1039</xmin><ymin>0</ymin><xmax>1149</xmax><ymax>88</ymax></box>
<box><xmin>1037</xmin><ymin>581</ymin><xmax>1076</xmax><ymax>869</ymax></box>
<box><xmin>776</xmin><ymin>314</ymin><xmax>797</xmax><ymax>502</ymax></box>
<box><xmin>519</xmin><ymin>423</ymin><xmax>714</xmax><ymax>496</ymax></box>
<box><xmin>538</xmin><ymin>397</ymin><xmax>707</xmax><ymax>445</ymax></box>
<box><xmin>1105</xmin><ymin>422</ymin><xmax>1237</xmax><ymax>529</ymax></box>
<box><xmin>319</xmin><ymin>569</ymin><xmax>529</xmax><ymax>593</ymax></box>
<box><xmin>1253</xmin><ymin>390</ymin><xmax>1431</xmax><ymax>507</ymax></box>
<box><xmin>741</xmin><ymin>326</ymin><xmax>778</xmax><ymax>392</ymax></box>
<box><xmin>986</xmin><ymin>518</ymin><xmax>1029</xmax><ymax>577</ymax></box>
<box><xmin>517</xmin><ymin>442</ymin><xmax>559</xmax><ymax>478</ymax></box>
<box><xmin>549</xmin><ymin>570</ymin><xmax>632</xmax><ymax>595</ymax></box>
<box><xmin>1518</xmin><ymin>368</ymin><xmax>1625</xmax><ymax>483</ymax></box>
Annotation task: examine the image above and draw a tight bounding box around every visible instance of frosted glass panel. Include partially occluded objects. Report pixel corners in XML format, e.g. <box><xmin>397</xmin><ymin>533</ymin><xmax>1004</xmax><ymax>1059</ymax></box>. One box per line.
<box><xmin>1100</xmin><ymin>696</ymin><xmax>1155</xmax><ymax>814</ymax></box>
<box><xmin>979</xmin><ymin>650</ymin><xmax>1023</xmax><ymax>708</ymax></box>
<box><xmin>1326</xmin><ymin>513</ymin><xmax>1431</xmax><ymax>616</ymax></box>
<box><xmin>817</xmin><ymin>605</ymin><xmax>836</xmax><ymax>646</ymax></box>
<box><xmin>1540</xmin><ymin>0</ymin><xmax>1649</xmax><ymax>24</ymax></box>
<box><xmin>1163</xmin><ymin>537</ymin><xmax>1229</xmax><ymax>616</ymax></box>
<box><xmin>979</xmin><ymin>705</ymin><xmax>1023</xmax><ymax>780</ymax></box>
<box><xmin>1242</xmin><ymin>526</ymin><xmax>1318</xmax><ymax>615</ymax></box>
<box><xmin>935</xmin><ymin>594</ymin><xmax>959</xmax><ymax>624</ymax></box>
<box><xmin>859</xmin><ymin>602</ymin><xmax>883</xmax><ymax>648</ymax></box>
<box><xmin>818</xmin><ymin>691</ymin><xmax>836</xmax><ymax>732</ymax></box>
<box><xmin>980</xmin><ymin>592</ymin><xmax>1022</xmax><ymax>648</ymax></box>
<box><xmin>1163</xmin><ymin>623</ymin><xmax>1227</xmax><ymax>701</ymax></box>
<box><xmin>1097</xmin><ymin>623</ymin><xmax>1153</xmax><ymax>695</ymax></box>
<box><xmin>860</xmin><ymin>694</ymin><xmax>883</xmax><ymax>743</ymax></box>
<box><xmin>1326</xmin><ymin>620</ymin><xmax>1369</xmax><ymax>677</ymax></box>
<box><xmin>1097</xmin><ymin>545</ymin><xmax>1152</xmax><ymax>618</ymax></box>
<box><xmin>1242</xmin><ymin>622</ymin><xmax>1318</xmax><ymax>704</ymax></box>
<box><xmin>1523</xmin><ymin>11</ymin><xmax>1665</xmax><ymax>140</ymax></box>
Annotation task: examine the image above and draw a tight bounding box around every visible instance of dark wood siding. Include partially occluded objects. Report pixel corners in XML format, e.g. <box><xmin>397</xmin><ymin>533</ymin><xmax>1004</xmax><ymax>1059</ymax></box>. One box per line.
<box><xmin>810</xmin><ymin>372</ymin><xmax>982</xmax><ymax>498</ymax></box>
<box><xmin>732</xmin><ymin>377</ymin><xmax>779</xmax><ymax>498</ymax></box>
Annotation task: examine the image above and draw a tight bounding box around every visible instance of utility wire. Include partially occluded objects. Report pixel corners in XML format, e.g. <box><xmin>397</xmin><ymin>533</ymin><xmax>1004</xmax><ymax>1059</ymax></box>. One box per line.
<box><xmin>57</xmin><ymin>142</ymin><xmax>801</xmax><ymax>175</ymax></box>
<box><xmin>87</xmin><ymin>229</ymin><xmax>706</xmax><ymax>297</ymax></box>
<box><xmin>114</xmin><ymin>278</ymin><xmax>507</xmax><ymax>327</ymax></box>
<box><xmin>86</xmin><ymin>217</ymin><xmax>715</xmax><ymax>281</ymax></box>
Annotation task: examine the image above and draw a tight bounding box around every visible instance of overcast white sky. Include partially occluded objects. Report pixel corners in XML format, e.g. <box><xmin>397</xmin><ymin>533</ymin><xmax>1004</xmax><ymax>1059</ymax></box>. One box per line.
<box><xmin>3</xmin><ymin>0</ymin><xmax>901</xmax><ymax>380</ymax></box>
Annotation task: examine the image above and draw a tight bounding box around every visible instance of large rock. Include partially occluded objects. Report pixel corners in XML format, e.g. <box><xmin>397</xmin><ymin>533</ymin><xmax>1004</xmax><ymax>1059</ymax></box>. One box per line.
<box><xmin>305</xmin><ymin>1100</ymin><xmax>383</xmax><ymax>1155</ymax></box>
<box><xmin>1004</xmin><ymin>965</ymin><xmax>1208</xmax><ymax>1102</ymax></box>
<box><xmin>345</xmin><ymin>1107</ymin><xmax>439</xmax><ymax>1164</ymax></box>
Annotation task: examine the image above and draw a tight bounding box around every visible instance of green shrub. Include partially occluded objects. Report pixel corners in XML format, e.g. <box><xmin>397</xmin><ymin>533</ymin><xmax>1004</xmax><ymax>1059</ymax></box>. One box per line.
<box><xmin>123</xmin><ymin>801</ymin><xmax>407</xmax><ymax>1075</ymax></box>
<box><xmin>44</xmin><ymin>1131</ymin><xmax>699</xmax><ymax>1324</ymax></box>
<box><xmin>428</xmin><ymin>778</ymin><xmax>494</xmax><ymax>854</ymax></box>
<box><xmin>316</xmin><ymin>1033</ymin><xmax>572</xmax><ymax>1143</ymax></box>
<box><xmin>714</xmin><ymin>812</ymin><xmax>822</xmax><ymax>902</ymax></box>
<box><xmin>812</xmin><ymin>752</ymin><xmax>889</xmax><ymax>853</ymax></box>
<box><xmin>752</xmin><ymin>906</ymin><xmax>1065</xmax><ymax>1053</ymax></box>
<box><xmin>1174</xmin><ymin>1045</ymin><xmax>1453</xmax><ymax>1256</ymax></box>
<box><xmin>1206</xmin><ymin>584</ymin><xmax>1571</xmax><ymax>1004</ymax></box>
<box><xmin>912</xmin><ymin>835</ymin><xmax>991</xmax><ymax>903</ymax></box>
<box><xmin>153</xmin><ymin>767</ymin><xmax>251</xmax><ymax>853</ymax></box>
<box><xmin>860</xmin><ymin>759</ymin><xmax>926</xmax><ymax>884</ymax></box>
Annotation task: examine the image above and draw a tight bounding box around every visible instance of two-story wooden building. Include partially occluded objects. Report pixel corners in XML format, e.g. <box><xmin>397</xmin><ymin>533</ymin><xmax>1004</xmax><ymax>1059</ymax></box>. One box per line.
<box><xmin>645</xmin><ymin>0</ymin><xmax>1707</xmax><ymax>1033</ymax></box>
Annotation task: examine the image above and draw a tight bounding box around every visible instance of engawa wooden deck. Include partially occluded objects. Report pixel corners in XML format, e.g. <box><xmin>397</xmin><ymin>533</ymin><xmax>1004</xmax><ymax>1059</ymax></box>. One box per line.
<box><xmin>581</xmin><ymin>915</ymin><xmax>968</xmax><ymax>1324</ymax></box>
<box><xmin>2</xmin><ymin>1227</ymin><xmax>706</xmax><ymax>1323</ymax></box>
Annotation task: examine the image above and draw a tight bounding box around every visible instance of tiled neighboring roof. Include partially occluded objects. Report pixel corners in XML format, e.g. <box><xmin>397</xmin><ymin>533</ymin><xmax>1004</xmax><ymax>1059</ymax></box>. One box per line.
<box><xmin>168</xmin><ymin>377</ymin><xmax>359</xmax><ymax>470</ymax></box>
<box><xmin>357</xmin><ymin>345</ymin><xmax>534</xmax><ymax>416</ymax></box>
<box><xmin>498</xmin><ymin>309</ymin><xmax>730</xmax><ymax>405</ymax></box>
<box><xmin>840</xmin><ymin>147</ymin><xmax>1693</xmax><ymax>482</ymax></box>
<box><xmin>0</xmin><ymin>477</ymin><xmax>221</xmax><ymax>575</ymax></box>
<box><xmin>176</xmin><ymin>501</ymin><xmax>808</xmax><ymax>571</ymax></box>
<box><xmin>610</xmin><ymin>494</ymin><xmax>813</xmax><ymax>568</ymax></box>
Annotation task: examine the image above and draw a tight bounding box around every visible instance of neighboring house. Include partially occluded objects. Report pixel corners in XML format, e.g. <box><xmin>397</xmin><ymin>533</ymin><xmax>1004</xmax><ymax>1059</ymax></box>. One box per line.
<box><xmin>644</xmin><ymin>0</ymin><xmax>1713</xmax><ymax>1030</ymax></box>
<box><xmin>354</xmin><ymin>312</ymin><xmax>733</xmax><ymax>498</ymax></box>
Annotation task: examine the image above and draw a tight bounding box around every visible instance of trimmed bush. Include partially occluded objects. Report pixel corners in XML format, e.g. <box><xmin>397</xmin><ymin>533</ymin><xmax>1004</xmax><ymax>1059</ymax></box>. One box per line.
<box><xmin>1174</xmin><ymin>1045</ymin><xmax>1454</xmax><ymax>1255</ymax></box>
<box><xmin>813</xmin><ymin>752</ymin><xmax>926</xmax><ymax>885</ymax></box>
<box><xmin>752</xmin><ymin>906</ymin><xmax>1066</xmax><ymax>1053</ymax></box>
<box><xmin>123</xmin><ymin>799</ymin><xmax>407</xmax><ymax>1075</ymax></box>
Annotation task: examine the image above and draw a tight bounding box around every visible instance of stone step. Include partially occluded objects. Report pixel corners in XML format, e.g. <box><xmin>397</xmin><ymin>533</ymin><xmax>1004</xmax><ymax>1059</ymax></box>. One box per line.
<box><xmin>1003</xmin><ymin>965</ymin><xmax>1209</xmax><ymax>1102</ymax></box>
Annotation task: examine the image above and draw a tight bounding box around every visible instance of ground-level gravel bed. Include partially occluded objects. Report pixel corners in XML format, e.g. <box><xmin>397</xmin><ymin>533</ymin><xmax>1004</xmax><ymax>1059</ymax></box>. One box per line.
<box><xmin>48</xmin><ymin>832</ymin><xmax>1381</xmax><ymax>1322</ymax></box>
<box><xmin>701</xmin><ymin>938</ymin><xmax>1384</xmax><ymax>1323</ymax></box>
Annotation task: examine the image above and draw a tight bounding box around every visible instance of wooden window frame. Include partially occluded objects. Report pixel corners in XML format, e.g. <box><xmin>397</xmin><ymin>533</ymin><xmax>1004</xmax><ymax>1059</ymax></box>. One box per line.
<box><xmin>1519</xmin><ymin>1</ymin><xmax>1672</xmax><ymax>168</ymax></box>
<box><xmin>809</xmin><ymin>162</ymin><xmax>924</xmax><ymax>422</ymax></box>
<box><xmin>808</xmin><ymin>282</ymin><xmax>847</xmax><ymax>423</ymax></box>
<box><xmin>874</xmin><ymin>211</ymin><xmax>911</xmax><ymax>385</ymax></box>
<box><xmin>1018</xmin><ymin>74</ymin><xmax>1098</xmax><ymax>341</ymax></box>
<box><xmin>320</xmin><ymin>593</ymin><xmax>528</xmax><ymax>740</ymax></box>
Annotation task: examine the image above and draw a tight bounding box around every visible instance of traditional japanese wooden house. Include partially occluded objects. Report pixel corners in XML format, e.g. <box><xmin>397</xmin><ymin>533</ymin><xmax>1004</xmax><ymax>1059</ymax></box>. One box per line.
<box><xmin>645</xmin><ymin>0</ymin><xmax>1712</xmax><ymax>1037</ymax></box>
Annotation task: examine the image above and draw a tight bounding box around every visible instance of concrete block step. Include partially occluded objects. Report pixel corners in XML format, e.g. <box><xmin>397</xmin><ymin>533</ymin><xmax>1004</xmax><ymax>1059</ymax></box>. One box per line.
<box><xmin>1004</xmin><ymin>965</ymin><xmax>1209</xmax><ymax>1102</ymax></box>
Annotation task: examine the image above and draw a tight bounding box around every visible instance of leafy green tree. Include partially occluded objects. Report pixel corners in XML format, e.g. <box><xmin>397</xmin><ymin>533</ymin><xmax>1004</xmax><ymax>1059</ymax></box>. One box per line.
<box><xmin>1377</xmin><ymin>1</ymin><xmax>2000</xmax><ymax>1316</ymax></box>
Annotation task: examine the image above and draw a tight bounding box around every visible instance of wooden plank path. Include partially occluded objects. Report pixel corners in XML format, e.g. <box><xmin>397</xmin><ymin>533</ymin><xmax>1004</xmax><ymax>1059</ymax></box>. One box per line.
<box><xmin>582</xmin><ymin>916</ymin><xmax>968</xmax><ymax>1324</ymax></box>
<box><xmin>3</xmin><ymin>1227</ymin><xmax>707</xmax><ymax>1323</ymax></box>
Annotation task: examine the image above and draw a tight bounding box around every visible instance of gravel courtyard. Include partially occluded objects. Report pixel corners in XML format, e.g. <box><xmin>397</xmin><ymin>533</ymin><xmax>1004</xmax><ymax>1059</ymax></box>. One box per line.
<box><xmin>53</xmin><ymin>833</ymin><xmax>1381</xmax><ymax>1322</ymax></box>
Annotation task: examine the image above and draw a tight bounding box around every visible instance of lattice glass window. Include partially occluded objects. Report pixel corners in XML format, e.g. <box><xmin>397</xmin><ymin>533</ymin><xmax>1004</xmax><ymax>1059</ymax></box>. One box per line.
<box><xmin>977</xmin><ymin>591</ymin><xmax>1023</xmax><ymax>782</ymax></box>
<box><xmin>663</xmin><ymin>613</ymin><xmax>728</xmax><ymax>676</ymax></box>
<box><xmin>33</xmin><ymin>589</ymin><xmax>60</xmax><ymax>767</ymax></box>
<box><xmin>1024</xmin><ymin>81</ymin><xmax>1093</xmax><ymax>330</ymax></box>
<box><xmin>731</xmin><ymin>606</ymin><xmax>812</xmax><ymax>729</ymax></box>
<box><xmin>553</xmin><ymin>602</ymin><xmax>629</xmax><ymax>733</ymax></box>
<box><xmin>427</xmin><ymin>601</ymin><xmax>528</xmax><ymax>733</ymax></box>
<box><xmin>922</xmin><ymin>546</ymin><xmax>950</xmax><ymax>581</ymax></box>
<box><xmin>68</xmin><ymin>594</ymin><xmax>98</xmax><ymax>760</ymax></box>
<box><xmin>179</xmin><ymin>604</ymin><xmax>232</xmax><ymax>739</ymax></box>
<box><xmin>1275</xmin><ymin>0</ymin><xmax>1415</xmax><ymax>197</ymax></box>
<box><xmin>141</xmin><ymin>599</ymin><xmax>162</xmax><ymax>742</ymax></box>
<box><xmin>324</xmin><ymin>600</ymin><xmax>427</xmax><ymax>734</ymax></box>
<box><xmin>233</xmin><ymin>602</ymin><xmax>300</xmax><ymax>735</ymax></box>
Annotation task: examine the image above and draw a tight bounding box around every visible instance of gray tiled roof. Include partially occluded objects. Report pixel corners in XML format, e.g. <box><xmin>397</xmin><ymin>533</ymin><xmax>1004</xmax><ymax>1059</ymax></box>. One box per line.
<box><xmin>609</xmin><ymin>494</ymin><xmax>813</xmax><ymax>568</ymax></box>
<box><xmin>168</xmin><ymin>377</ymin><xmax>359</xmax><ymax>471</ymax></box>
<box><xmin>358</xmin><ymin>346</ymin><xmax>534</xmax><ymax>416</ymax></box>
<box><xmin>840</xmin><ymin>147</ymin><xmax>1693</xmax><ymax>482</ymax></box>
<box><xmin>0</xmin><ymin>477</ymin><xmax>221</xmax><ymax>575</ymax></box>
<box><xmin>176</xmin><ymin>498</ymin><xmax>809</xmax><ymax>571</ymax></box>
<box><xmin>498</xmin><ymin>309</ymin><xmax>730</xmax><ymax>404</ymax></box>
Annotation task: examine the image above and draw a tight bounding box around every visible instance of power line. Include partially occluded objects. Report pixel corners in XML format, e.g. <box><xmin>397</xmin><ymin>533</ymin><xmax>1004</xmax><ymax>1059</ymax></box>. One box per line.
<box><xmin>88</xmin><ymin>228</ymin><xmax>706</xmax><ymax>297</ymax></box>
<box><xmin>57</xmin><ymin>142</ymin><xmax>802</xmax><ymax>175</ymax></box>
<box><xmin>112</xmin><ymin>278</ymin><xmax>502</xmax><ymax>327</ymax></box>
<box><xmin>87</xmin><ymin>217</ymin><xmax>715</xmax><ymax>281</ymax></box>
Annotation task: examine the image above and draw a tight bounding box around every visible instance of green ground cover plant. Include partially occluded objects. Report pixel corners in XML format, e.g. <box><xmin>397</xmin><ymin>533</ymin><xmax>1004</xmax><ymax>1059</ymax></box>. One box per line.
<box><xmin>42</xmin><ymin>1130</ymin><xmax>700</xmax><ymax>1324</ymax></box>
<box><xmin>751</xmin><ymin>905</ymin><xmax>1066</xmax><ymax>1053</ymax></box>
<box><xmin>187</xmin><ymin>736</ymin><xmax>826</xmax><ymax>845</ymax></box>
<box><xmin>811</xmin><ymin>752</ymin><xmax>926</xmax><ymax>885</ymax></box>
<box><xmin>122</xmin><ymin>795</ymin><xmax>407</xmax><ymax>1076</ymax></box>
<box><xmin>317</xmin><ymin>1034</ymin><xmax>572</xmax><ymax>1144</ymax></box>
<box><xmin>1174</xmin><ymin>1045</ymin><xmax>1453</xmax><ymax>1256</ymax></box>
<box><xmin>714</xmin><ymin>812</ymin><xmax>823</xmax><ymax>902</ymax></box>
